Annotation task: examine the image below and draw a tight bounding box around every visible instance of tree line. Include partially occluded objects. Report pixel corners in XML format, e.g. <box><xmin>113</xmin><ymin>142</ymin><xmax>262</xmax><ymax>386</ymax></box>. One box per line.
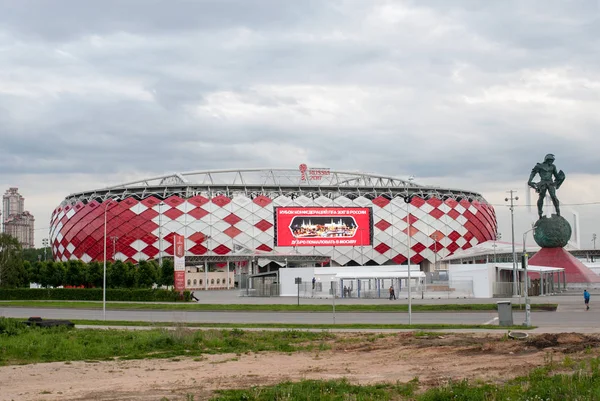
<box><xmin>0</xmin><ymin>233</ymin><xmax>174</xmax><ymax>289</ymax></box>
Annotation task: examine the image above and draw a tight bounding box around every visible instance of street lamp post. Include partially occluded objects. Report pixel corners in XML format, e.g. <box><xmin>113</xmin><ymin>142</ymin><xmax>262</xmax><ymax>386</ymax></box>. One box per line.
<box><xmin>492</xmin><ymin>232</ymin><xmax>502</xmax><ymax>263</ymax></box>
<box><xmin>42</xmin><ymin>238</ymin><xmax>49</xmax><ymax>261</ymax></box>
<box><xmin>405</xmin><ymin>175</ymin><xmax>415</xmax><ymax>325</ymax></box>
<box><xmin>102</xmin><ymin>199</ymin><xmax>115</xmax><ymax>321</ymax></box>
<box><xmin>433</xmin><ymin>232</ymin><xmax>438</xmax><ymax>271</ymax></box>
<box><xmin>360</xmin><ymin>229</ymin><xmax>364</xmax><ymax>266</ymax></box>
<box><xmin>111</xmin><ymin>236</ymin><xmax>119</xmax><ymax>260</ymax></box>
<box><xmin>492</xmin><ymin>232</ymin><xmax>502</xmax><ymax>284</ymax></box>
<box><xmin>505</xmin><ymin>191</ymin><xmax>519</xmax><ymax>296</ymax></box>
<box><xmin>158</xmin><ymin>201</ymin><xmax>164</xmax><ymax>268</ymax></box>
<box><xmin>522</xmin><ymin>227</ymin><xmax>535</xmax><ymax>327</ymax></box>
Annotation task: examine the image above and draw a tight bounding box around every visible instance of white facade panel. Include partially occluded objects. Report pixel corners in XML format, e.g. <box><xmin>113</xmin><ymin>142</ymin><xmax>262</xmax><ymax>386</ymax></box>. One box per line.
<box><xmin>448</xmin><ymin>264</ymin><xmax>494</xmax><ymax>298</ymax></box>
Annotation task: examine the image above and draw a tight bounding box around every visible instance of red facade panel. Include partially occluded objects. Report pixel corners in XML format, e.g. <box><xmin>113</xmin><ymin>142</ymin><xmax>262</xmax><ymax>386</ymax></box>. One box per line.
<box><xmin>372</xmin><ymin>196</ymin><xmax>390</xmax><ymax>208</ymax></box>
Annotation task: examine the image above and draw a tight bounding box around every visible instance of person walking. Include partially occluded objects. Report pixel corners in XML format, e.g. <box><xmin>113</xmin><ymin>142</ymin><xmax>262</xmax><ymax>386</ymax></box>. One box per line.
<box><xmin>584</xmin><ymin>289</ymin><xmax>590</xmax><ymax>310</ymax></box>
<box><xmin>389</xmin><ymin>285</ymin><xmax>396</xmax><ymax>300</ymax></box>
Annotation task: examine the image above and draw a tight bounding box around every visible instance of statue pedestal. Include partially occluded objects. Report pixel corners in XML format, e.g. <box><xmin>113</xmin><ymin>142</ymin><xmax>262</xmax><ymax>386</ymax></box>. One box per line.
<box><xmin>529</xmin><ymin>247</ymin><xmax>600</xmax><ymax>284</ymax></box>
<box><xmin>530</xmin><ymin>214</ymin><xmax>600</xmax><ymax>284</ymax></box>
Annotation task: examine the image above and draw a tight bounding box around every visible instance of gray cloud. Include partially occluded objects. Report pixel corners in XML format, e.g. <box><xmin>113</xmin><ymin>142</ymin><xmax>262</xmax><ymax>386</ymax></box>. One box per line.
<box><xmin>0</xmin><ymin>0</ymin><xmax>332</xmax><ymax>41</ymax></box>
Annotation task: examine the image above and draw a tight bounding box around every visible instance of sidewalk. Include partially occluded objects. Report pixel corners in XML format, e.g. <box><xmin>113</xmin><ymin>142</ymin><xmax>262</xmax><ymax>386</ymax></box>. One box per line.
<box><xmin>191</xmin><ymin>290</ymin><xmax>580</xmax><ymax>306</ymax></box>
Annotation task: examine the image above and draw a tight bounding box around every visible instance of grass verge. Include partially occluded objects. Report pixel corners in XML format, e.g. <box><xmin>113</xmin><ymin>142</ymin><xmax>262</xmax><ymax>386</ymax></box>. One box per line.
<box><xmin>0</xmin><ymin>317</ymin><xmax>332</xmax><ymax>366</ymax></box>
<box><xmin>0</xmin><ymin>300</ymin><xmax>558</xmax><ymax>312</ymax></box>
<box><xmin>208</xmin><ymin>357</ymin><xmax>600</xmax><ymax>400</ymax></box>
<box><xmin>70</xmin><ymin>318</ymin><xmax>535</xmax><ymax>331</ymax></box>
<box><xmin>0</xmin><ymin>316</ymin><xmax>534</xmax><ymax>366</ymax></box>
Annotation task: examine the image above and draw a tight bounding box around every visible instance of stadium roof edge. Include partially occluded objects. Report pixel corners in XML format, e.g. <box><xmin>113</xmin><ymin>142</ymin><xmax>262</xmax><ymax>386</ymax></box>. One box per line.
<box><xmin>99</xmin><ymin>168</ymin><xmax>419</xmax><ymax>190</ymax></box>
<box><xmin>63</xmin><ymin>168</ymin><xmax>487</xmax><ymax>201</ymax></box>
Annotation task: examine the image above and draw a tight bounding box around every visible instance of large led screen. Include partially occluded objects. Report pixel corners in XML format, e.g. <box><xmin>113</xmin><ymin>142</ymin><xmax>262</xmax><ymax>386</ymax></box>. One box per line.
<box><xmin>274</xmin><ymin>207</ymin><xmax>373</xmax><ymax>247</ymax></box>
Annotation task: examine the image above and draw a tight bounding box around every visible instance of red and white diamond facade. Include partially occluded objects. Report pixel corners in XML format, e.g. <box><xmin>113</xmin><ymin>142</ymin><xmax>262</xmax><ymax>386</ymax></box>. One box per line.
<box><xmin>49</xmin><ymin>169</ymin><xmax>497</xmax><ymax>266</ymax></box>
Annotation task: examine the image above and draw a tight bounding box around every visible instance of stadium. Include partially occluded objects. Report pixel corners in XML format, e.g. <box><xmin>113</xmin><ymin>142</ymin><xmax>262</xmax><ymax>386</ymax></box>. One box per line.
<box><xmin>49</xmin><ymin>166</ymin><xmax>498</xmax><ymax>271</ymax></box>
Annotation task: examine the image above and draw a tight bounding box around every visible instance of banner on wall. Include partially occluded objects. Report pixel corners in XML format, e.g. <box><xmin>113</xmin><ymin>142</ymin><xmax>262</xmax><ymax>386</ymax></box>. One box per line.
<box><xmin>274</xmin><ymin>207</ymin><xmax>372</xmax><ymax>247</ymax></box>
<box><xmin>173</xmin><ymin>233</ymin><xmax>186</xmax><ymax>292</ymax></box>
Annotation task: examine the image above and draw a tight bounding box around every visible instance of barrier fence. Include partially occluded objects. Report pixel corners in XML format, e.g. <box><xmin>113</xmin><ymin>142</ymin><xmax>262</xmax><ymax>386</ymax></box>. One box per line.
<box><xmin>239</xmin><ymin>276</ymin><xmax>280</xmax><ymax>297</ymax></box>
<box><xmin>494</xmin><ymin>279</ymin><xmax>566</xmax><ymax>297</ymax></box>
<box><xmin>241</xmin><ymin>277</ymin><xmax>474</xmax><ymax>299</ymax></box>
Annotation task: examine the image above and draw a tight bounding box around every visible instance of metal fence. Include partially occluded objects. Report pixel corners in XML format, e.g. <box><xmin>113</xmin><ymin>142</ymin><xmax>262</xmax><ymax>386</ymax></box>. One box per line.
<box><xmin>239</xmin><ymin>276</ymin><xmax>280</xmax><ymax>297</ymax></box>
<box><xmin>295</xmin><ymin>281</ymin><xmax>338</xmax><ymax>298</ymax></box>
<box><xmin>493</xmin><ymin>282</ymin><xmax>518</xmax><ymax>298</ymax></box>
<box><xmin>277</xmin><ymin>279</ymin><xmax>473</xmax><ymax>299</ymax></box>
<box><xmin>493</xmin><ymin>280</ymin><xmax>565</xmax><ymax>297</ymax></box>
<box><xmin>378</xmin><ymin>280</ymin><xmax>474</xmax><ymax>299</ymax></box>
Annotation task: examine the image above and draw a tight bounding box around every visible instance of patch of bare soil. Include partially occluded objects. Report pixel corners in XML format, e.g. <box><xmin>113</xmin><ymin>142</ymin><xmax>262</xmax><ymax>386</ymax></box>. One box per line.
<box><xmin>2</xmin><ymin>332</ymin><xmax>599</xmax><ymax>401</ymax></box>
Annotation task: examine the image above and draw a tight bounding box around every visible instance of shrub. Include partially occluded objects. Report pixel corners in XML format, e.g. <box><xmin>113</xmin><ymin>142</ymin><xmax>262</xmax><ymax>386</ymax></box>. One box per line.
<box><xmin>0</xmin><ymin>288</ymin><xmax>189</xmax><ymax>302</ymax></box>
<box><xmin>0</xmin><ymin>317</ymin><xmax>27</xmax><ymax>336</ymax></box>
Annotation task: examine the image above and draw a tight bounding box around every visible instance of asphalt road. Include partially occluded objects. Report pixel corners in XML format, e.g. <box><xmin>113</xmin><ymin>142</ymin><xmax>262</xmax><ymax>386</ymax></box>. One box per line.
<box><xmin>1</xmin><ymin>306</ymin><xmax>598</xmax><ymax>329</ymax></box>
<box><xmin>2</xmin><ymin>292</ymin><xmax>598</xmax><ymax>331</ymax></box>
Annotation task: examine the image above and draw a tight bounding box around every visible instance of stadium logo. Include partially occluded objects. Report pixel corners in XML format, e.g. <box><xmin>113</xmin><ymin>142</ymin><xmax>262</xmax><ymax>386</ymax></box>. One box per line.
<box><xmin>299</xmin><ymin>163</ymin><xmax>330</xmax><ymax>181</ymax></box>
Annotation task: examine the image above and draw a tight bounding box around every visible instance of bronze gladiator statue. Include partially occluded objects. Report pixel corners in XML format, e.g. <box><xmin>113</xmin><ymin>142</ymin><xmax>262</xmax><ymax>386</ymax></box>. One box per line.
<box><xmin>527</xmin><ymin>154</ymin><xmax>565</xmax><ymax>220</ymax></box>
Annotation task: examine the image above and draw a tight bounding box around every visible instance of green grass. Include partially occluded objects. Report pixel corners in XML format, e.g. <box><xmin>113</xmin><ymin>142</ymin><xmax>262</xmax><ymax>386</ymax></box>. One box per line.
<box><xmin>0</xmin><ymin>317</ymin><xmax>333</xmax><ymax>366</ymax></box>
<box><xmin>419</xmin><ymin>358</ymin><xmax>600</xmax><ymax>401</ymax></box>
<box><xmin>211</xmin><ymin>379</ymin><xmax>418</xmax><ymax>401</ymax></box>
<box><xmin>0</xmin><ymin>316</ymin><xmax>534</xmax><ymax>366</ymax></box>
<box><xmin>70</xmin><ymin>318</ymin><xmax>535</xmax><ymax>331</ymax></box>
<box><xmin>209</xmin><ymin>358</ymin><xmax>600</xmax><ymax>400</ymax></box>
<box><xmin>0</xmin><ymin>300</ymin><xmax>558</xmax><ymax>312</ymax></box>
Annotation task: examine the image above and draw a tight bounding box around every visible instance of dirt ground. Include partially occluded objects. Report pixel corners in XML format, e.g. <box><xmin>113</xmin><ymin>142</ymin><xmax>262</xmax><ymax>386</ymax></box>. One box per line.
<box><xmin>2</xmin><ymin>332</ymin><xmax>600</xmax><ymax>401</ymax></box>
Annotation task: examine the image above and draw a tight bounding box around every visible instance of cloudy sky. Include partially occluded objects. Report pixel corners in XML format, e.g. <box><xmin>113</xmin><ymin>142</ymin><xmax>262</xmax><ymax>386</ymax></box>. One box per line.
<box><xmin>1</xmin><ymin>0</ymin><xmax>599</xmax><ymax>248</ymax></box>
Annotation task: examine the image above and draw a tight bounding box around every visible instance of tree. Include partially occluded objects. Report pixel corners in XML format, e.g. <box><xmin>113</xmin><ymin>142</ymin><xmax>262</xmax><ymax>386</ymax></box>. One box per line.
<box><xmin>40</xmin><ymin>261</ymin><xmax>65</xmax><ymax>288</ymax></box>
<box><xmin>86</xmin><ymin>261</ymin><xmax>103</xmax><ymax>288</ymax></box>
<box><xmin>106</xmin><ymin>261</ymin><xmax>119</xmax><ymax>288</ymax></box>
<box><xmin>65</xmin><ymin>260</ymin><xmax>86</xmax><ymax>287</ymax></box>
<box><xmin>22</xmin><ymin>247</ymin><xmax>48</xmax><ymax>264</ymax></box>
<box><xmin>122</xmin><ymin>262</ymin><xmax>137</xmax><ymax>288</ymax></box>
<box><xmin>136</xmin><ymin>260</ymin><xmax>158</xmax><ymax>288</ymax></box>
<box><xmin>0</xmin><ymin>233</ymin><xmax>27</xmax><ymax>287</ymax></box>
<box><xmin>27</xmin><ymin>261</ymin><xmax>42</xmax><ymax>285</ymax></box>
<box><xmin>22</xmin><ymin>261</ymin><xmax>32</xmax><ymax>285</ymax></box>
<box><xmin>159</xmin><ymin>258</ymin><xmax>174</xmax><ymax>287</ymax></box>
<box><xmin>106</xmin><ymin>261</ymin><xmax>137</xmax><ymax>288</ymax></box>
<box><xmin>38</xmin><ymin>261</ymin><xmax>50</xmax><ymax>288</ymax></box>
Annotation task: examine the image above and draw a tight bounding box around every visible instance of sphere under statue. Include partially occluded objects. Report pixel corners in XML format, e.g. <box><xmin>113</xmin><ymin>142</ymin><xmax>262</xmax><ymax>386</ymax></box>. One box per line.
<box><xmin>533</xmin><ymin>215</ymin><xmax>572</xmax><ymax>248</ymax></box>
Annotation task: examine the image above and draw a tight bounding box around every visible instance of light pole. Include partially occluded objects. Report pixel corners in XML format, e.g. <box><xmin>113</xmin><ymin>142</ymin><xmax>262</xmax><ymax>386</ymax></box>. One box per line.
<box><xmin>102</xmin><ymin>199</ymin><xmax>115</xmax><ymax>321</ymax></box>
<box><xmin>158</xmin><ymin>201</ymin><xmax>164</xmax><ymax>268</ymax></box>
<box><xmin>522</xmin><ymin>226</ymin><xmax>535</xmax><ymax>327</ymax></box>
<box><xmin>593</xmin><ymin>233</ymin><xmax>597</xmax><ymax>250</ymax></box>
<box><xmin>492</xmin><ymin>232</ymin><xmax>502</xmax><ymax>285</ymax></box>
<box><xmin>42</xmin><ymin>238</ymin><xmax>49</xmax><ymax>261</ymax></box>
<box><xmin>360</xmin><ymin>229</ymin><xmax>364</xmax><ymax>266</ymax></box>
<box><xmin>111</xmin><ymin>236</ymin><xmax>119</xmax><ymax>260</ymax></box>
<box><xmin>432</xmin><ymin>232</ymin><xmax>438</xmax><ymax>271</ymax></box>
<box><xmin>505</xmin><ymin>190</ymin><xmax>519</xmax><ymax>296</ymax></box>
<box><xmin>405</xmin><ymin>175</ymin><xmax>415</xmax><ymax>324</ymax></box>
<box><xmin>492</xmin><ymin>232</ymin><xmax>502</xmax><ymax>263</ymax></box>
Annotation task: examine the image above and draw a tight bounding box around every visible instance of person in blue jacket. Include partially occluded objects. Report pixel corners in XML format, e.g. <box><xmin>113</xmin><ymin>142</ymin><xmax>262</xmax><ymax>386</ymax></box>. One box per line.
<box><xmin>584</xmin><ymin>290</ymin><xmax>590</xmax><ymax>310</ymax></box>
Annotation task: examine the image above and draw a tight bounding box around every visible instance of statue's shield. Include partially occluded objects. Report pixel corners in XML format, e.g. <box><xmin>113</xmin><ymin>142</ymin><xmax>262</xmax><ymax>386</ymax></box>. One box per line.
<box><xmin>555</xmin><ymin>170</ymin><xmax>565</xmax><ymax>189</ymax></box>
